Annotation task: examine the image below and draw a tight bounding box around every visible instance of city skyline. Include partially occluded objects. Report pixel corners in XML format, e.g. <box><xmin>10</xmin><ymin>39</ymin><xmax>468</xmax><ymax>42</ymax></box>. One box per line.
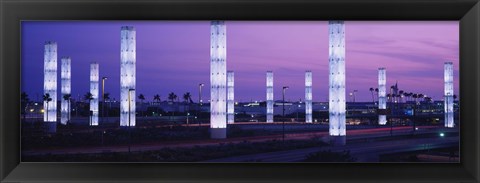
<box><xmin>22</xmin><ymin>21</ymin><xmax>459</xmax><ymax>103</ymax></box>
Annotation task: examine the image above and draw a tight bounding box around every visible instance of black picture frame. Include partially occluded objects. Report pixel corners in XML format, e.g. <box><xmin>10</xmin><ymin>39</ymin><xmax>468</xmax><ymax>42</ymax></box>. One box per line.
<box><xmin>1</xmin><ymin>0</ymin><xmax>479</xmax><ymax>182</ymax></box>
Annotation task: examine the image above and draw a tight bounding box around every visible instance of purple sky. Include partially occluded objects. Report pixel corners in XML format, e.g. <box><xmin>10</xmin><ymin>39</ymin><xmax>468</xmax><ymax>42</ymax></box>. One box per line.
<box><xmin>21</xmin><ymin>21</ymin><xmax>459</xmax><ymax>103</ymax></box>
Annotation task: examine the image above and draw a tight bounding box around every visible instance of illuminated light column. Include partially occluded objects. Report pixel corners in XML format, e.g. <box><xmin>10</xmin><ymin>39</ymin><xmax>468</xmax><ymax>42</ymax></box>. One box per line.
<box><xmin>227</xmin><ymin>71</ymin><xmax>235</xmax><ymax>124</ymax></box>
<box><xmin>305</xmin><ymin>71</ymin><xmax>313</xmax><ymax>123</ymax></box>
<box><xmin>44</xmin><ymin>41</ymin><xmax>57</xmax><ymax>133</ymax></box>
<box><xmin>210</xmin><ymin>21</ymin><xmax>227</xmax><ymax>139</ymax></box>
<box><xmin>444</xmin><ymin>62</ymin><xmax>454</xmax><ymax>128</ymax></box>
<box><xmin>266</xmin><ymin>71</ymin><xmax>274</xmax><ymax>123</ymax></box>
<box><xmin>328</xmin><ymin>21</ymin><xmax>346</xmax><ymax>143</ymax></box>
<box><xmin>90</xmin><ymin>63</ymin><xmax>99</xmax><ymax>126</ymax></box>
<box><xmin>61</xmin><ymin>57</ymin><xmax>71</xmax><ymax>125</ymax></box>
<box><xmin>378</xmin><ymin>68</ymin><xmax>387</xmax><ymax>125</ymax></box>
<box><xmin>120</xmin><ymin>26</ymin><xmax>136</xmax><ymax>127</ymax></box>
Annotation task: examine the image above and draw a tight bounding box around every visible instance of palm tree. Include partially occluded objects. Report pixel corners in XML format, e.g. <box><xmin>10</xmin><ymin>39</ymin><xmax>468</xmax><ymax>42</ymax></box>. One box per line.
<box><xmin>43</xmin><ymin>93</ymin><xmax>52</xmax><ymax>122</ymax></box>
<box><xmin>138</xmin><ymin>94</ymin><xmax>145</xmax><ymax>116</ymax></box>
<box><xmin>425</xmin><ymin>97</ymin><xmax>432</xmax><ymax>103</ymax></box>
<box><xmin>399</xmin><ymin>90</ymin><xmax>404</xmax><ymax>103</ymax></box>
<box><xmin>153</xmin><ymin>94</ymin><xmax>161</xmax><ymax>116</ymax></box>
<box><xmin>153</xmin><ymin>94</ymin><xmax>161</xmax><ymax>103</ymax></box>
<box><xmin>168</xmin><ymin>92</ymin><xmax>177</xmax><ymax>103</ymax></box>
<box><xmin>183</xmin><ymin>92</ymin><xmax>192</xmax><ymax>103</ymax></box>
<box><xmin>412</xmin><ymin>93</ymin><xmax>418</xmax><ymax>103</ymax></box>
<box><xmin>63</xmin><ymin>94</ymin><xmax>72</xmax><ymax>123</ymax></box>
<box><xmin>369</xmin><ymin>88</ymin><xmax>374</xmax><ymax>103</ymax></box>
<box><xmin>183</xmin><ymin>92</ymin><xmax>192</xmax><ymax>121</ymax></box>
<box><xmin>84</xmin><ymin>92</ymin><xmax>93</xmax><ymax>103</ymax></box>
<box><xmin>453</xmin><ymin>94</ymin><xmax>457</xmax><ymax>101</ymax></box>
<box><xmin>374</xmin><ymin>88</ymin><xmax>379</xmax><ymax>102</ymax></box>
<box><xmin>138</xmin><ymin>94</ymin><xmax>145</xmax><ymax>103</ymax></box>
<box><xmin>21</xmin><ymin>92</ymin><xmax>30</xmax><ymax>122</ymax></box>
<box><xmin>418</xmin><ymin>94</ymin><xmax>424</xmax><ymax>102</ymax></box>
<box><xmin>168</xmin><ymin>92</ymin><xmax>178</xmax><ymax>119</ymax></box>
<box><xmin>84</xmin><ymin>92</ymin><xmax>93</xmax><ymax>102</ymax></box>
<box><xmin>84</xmin><ymin>92</ymin><xmax>94</xmax><ymax>125</ymax></box>
<box><xmin>404</xmin><ymin>92</ymin><xmax>410</xmax><ymax>102</ymax></box>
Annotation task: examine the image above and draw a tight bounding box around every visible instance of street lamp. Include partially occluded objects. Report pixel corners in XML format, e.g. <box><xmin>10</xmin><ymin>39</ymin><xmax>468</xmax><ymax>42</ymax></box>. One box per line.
<box><xmin>413</xmin><ymin>94</ymin><xmax>418</xmax><ymax>136</ymax></box>
<box><xmin>199</xmin><ymin>83</ymin><xmax>205</xmax><ymax>105</ymax></box>
<box><xmin>128</xmin><ymin>88</ymin><xmax>135</xmax><ymax>154</ymax></box>
<box><xmin>297</xmin><ymin>103</ymin><xmax>301</xmax><ymax>122</ymax></box>
<box><xmin>198</xmin><ymin>83</ymin><xmax>204</xmax><ymax>127</ymax></box>
<box><xmin>102</xmin><ymin>77</ymin><xmax>107</xmax><ymax>123</ymax></box>
<box><xmin>282</xmin><ymin>86</ymin><xmax>289</xmax><ymax>143</ymax></box>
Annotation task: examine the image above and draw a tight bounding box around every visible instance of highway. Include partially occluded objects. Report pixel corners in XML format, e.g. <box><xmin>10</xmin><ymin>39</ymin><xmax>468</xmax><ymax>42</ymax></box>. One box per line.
<box><xmin>23</xmin><ymin>126</ymin><xmax>457</xmax><ymax>157</ymax></box>
<box><xmin>204</xmin><ymin>136</ymin><xmax>458</xmax><ymax>162</ymax></box>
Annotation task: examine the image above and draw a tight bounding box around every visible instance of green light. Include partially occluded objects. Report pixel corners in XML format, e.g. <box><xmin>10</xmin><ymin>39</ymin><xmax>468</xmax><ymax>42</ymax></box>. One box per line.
<box><xmin>440</xmin><ymin>133</ymin><xmax>445</xmax><ymax>137</ymax></box>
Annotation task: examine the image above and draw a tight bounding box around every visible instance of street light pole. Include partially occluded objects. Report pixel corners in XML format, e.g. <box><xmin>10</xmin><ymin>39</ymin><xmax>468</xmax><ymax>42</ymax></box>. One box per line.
<box><xmin>199</xmin><ymin>83</ymin><xmax>204</xmax><ymax>105</ymax></box>
<box><xmin>282</xmin><ymin>86</ymin><xmax>289</xmax><ymax>143</ymax></box>
<box><xmin>198</xmin><ymin>83</ymin><xmax>204</xmax><ymax>127</ymax></box>
<box><xmin>413</xmin><ymin>98</ymin><xmax>418</xmax><ymax>136</ymax></box>
<box><xmin>102</xmin><ymin>77</ymin><xmax>107</xmax><ymax>124</ymax></box>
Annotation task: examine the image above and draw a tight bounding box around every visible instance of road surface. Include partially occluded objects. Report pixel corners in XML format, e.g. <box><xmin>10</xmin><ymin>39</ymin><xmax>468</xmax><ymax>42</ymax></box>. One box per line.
<box><xmin>23</xmin><ymin>126</ymin><xmax>456</xmax><ymax>156</ymax></box>
<box><xmin>204</xmin><ymin>136</ymin><xmax>459</xmax><ymax>162</ymax></box>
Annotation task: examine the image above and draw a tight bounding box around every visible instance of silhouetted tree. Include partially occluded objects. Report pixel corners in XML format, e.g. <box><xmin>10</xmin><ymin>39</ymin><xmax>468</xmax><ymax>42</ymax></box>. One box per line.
<box><xmin>63</xmin><ymin>94</ymin><xmax>72</xmax><ymax>123</ymax></box>
<box><xmin>43</xmin><ymin>93</ymin><xmax>52</xmax><ymax>121</ymax></box>
<box><xmin>138</xmin><ymin>94</ymin><xmax>145</xmax><ymax>116</ymax></box>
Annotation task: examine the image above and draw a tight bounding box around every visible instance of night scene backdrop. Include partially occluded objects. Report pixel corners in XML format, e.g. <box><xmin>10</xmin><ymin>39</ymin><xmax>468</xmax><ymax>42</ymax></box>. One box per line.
<box><xmin>22</xmin><ymin>21</ymin><xmax>459</xmax><ymax>103</ymax></box>
<box><xmin>20</xmin><ymin>21</ymin><xmax>459</xmax><ymax>162</ymax></box>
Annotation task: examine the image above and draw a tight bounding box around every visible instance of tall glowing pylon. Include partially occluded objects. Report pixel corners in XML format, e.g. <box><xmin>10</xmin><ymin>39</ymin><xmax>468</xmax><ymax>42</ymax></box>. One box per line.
<box><xmin>44</xmin><ymin>41</ymin><xmax>57</xmax><ymax>133</ymax></box>
<box><xmin>328</xmin><ymin>21</ymin><xmax>346</xmax><ymax>144</ymax></box>
<box><xmin>305</xmin><ymin>71</ymin><xmax>313</xmax><ymax>123</ymax></box>
<box><xmin>61</xmin><ymin>57</ymin><xmax>71</xmax><ymax>125</ymax></box>
<box><xmin>266</xmin><ymin>71</ymin><xmax>274</xmax><ymax>123</ymax></box>
<box><xmin>90</xmin><ymin>63</ymin><xmax>99</xmax><ymax>126</ymax></box>
<box><xmin>120</xmin><ymin>26</ymin><xmax>136</xmax><ymax>127</ymax></box>
<box><xmin>227</xmin><ymin>71</ymin><xmax>235</xmax><ymax>124</ymax></box>
<box><xmin>444</xmin><ymin>62</ymin><xmax>454</xmax><ymax>128</ymax></box>
<box><xmin>378</xmin><ymin>68</ymin><xmax>387</xmax><ymax>125</ymax></box>
<box><xmin>210</xmin><ymin>21</ymin><xmax>227</xmax><ymax>139</ymax></box>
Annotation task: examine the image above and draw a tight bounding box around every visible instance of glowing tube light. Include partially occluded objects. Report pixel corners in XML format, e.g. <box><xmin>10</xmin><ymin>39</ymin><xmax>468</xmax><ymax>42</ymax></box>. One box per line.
<box><xmin>61</xmin><ymin>57</ymin><xmax>71</xmax><ymax>125</ymax></box>
<box><xmin>328</xmin><ymin>21</ymin><xmax>346</xmax><ymax>136</ymax></box>
<box><xmin>378</xmin><ymin>68</ymin><xmax>387</xmax><ymax>125</ymax></box>
<box><xmin>90</xmin><ymin>63</ymin><xmax>99</xmax><ymax>126</ymax></box>
<box><xmin>227</xmin><ymin>71</ymin><xmax>234</xmax><ymax>124</ymax></box>
<box><xmin>266</xmin><ymin>71</ymin><xmax>274</xmax><ymax>123</ymax></box>
<box><xmin>444</xmin><ymin>62</ymin><xmax>454</xmax><ymax>128</ymax></box>
<box><xmin>305</xmin><ymin>71</ymin><xmax>312</xmax><ymax>123</ymax></box>
<box><xmin>210</xmin><ymin>21</ymin><xmax>227</xmax><ymax>138</ymax></box>
<box><xmin>120</xmin><ymin>26</ymin><xmax>136</xmax><ymax>127</ymax></box>
<box><xmin>44</xmin><ymin>41</ymin><xmax>57</xmax><ymax>125</ymax></box>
